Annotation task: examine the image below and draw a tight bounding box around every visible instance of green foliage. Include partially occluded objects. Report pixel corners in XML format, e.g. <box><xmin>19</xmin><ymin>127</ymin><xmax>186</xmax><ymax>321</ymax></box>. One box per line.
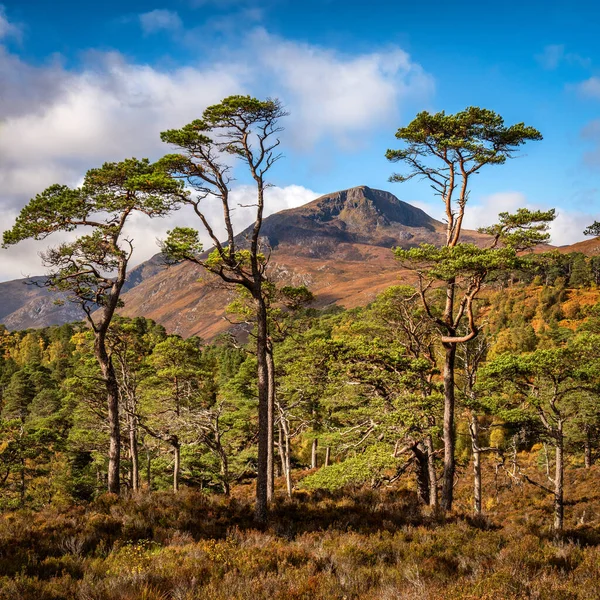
<box><xmin>301</xmin><ymin>444</ymin><xmax>401</xmax><ymax>491</ymax></box>
<box><xmin>161</xmin><ymin>227</ymin><xmax>203</xmax><ymax>263</ymax></box>
<box><xmin>386</xmin><ymin>107</ymin><xmax>542</xmax><ymax>183</ymax></box>
<box><xmin>584</xmin><ymin>221</ymin><xmax>600</xmax><ymax>237</ymax></box>
<box><xmin>479</xmin><ymin>207</ymin><xmax>555</xmax><ymax>251</ymax></box>
<box><xmin>158</xmin><ymin>95</ymin><xmax>286</xmax><ymax>282</ymax></box>
<box><xmin>3</xmin><ymin>158</ymin><xmax>183</xmax><ymax>317</ymax></box>
<box><xmin>3</xmin><ymin>158</ymin><xmax>182</xmax><ymax>247</ymax></box>
<box><xmin>480</xmin><ymin>333</ymin><xmax>600</xmax><ymax>428</ymax></box>
<box><xmin>395</xmin><ymin>243</ymin><xmax>519</xmax><ymax>280</ymax></box>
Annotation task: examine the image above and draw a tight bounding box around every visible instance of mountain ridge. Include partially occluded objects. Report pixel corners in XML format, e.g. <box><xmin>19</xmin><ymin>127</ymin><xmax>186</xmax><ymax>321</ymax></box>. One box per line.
<box><xmin>0</xmin><ymin>185</ymin><xmax>588</xmax><ymax>335</ymax></box>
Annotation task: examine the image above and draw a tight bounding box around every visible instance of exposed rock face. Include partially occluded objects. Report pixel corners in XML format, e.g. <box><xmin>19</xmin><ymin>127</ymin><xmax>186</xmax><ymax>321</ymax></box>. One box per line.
<box><xmin>246</xmin><ymin>186</ymin><xmax>442</xmax><ymax>252</ymax></box>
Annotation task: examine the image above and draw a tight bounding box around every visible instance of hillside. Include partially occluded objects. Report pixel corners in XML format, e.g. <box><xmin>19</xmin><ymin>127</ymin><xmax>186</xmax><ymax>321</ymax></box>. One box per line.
<box><xmin>559</xmin><ymin>236</ymin><xmax>600</xmax><ymax>255</ymax></box>
<box><xmin>3</xmin><ymin>185</ymin><xmax>593</xmax><ymax>336</ymax></box>
<box><xmin>116</xmin><ymin>186</ymin><xmax>490</xmax><ymax>338</ymax></box>
<box><xmin>0</xmin><ymin>253</ymin><xmax>168</xmax><ymax>331</ymax></box>
<box><xmin>4</xmin><ymin>459</ymin><xmax>600</xmax><ymax>600</ymax></box>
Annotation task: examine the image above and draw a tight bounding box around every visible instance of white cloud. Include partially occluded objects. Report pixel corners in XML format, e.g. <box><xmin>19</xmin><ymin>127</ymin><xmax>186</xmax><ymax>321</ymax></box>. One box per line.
<box><xmin>0</xmin><ymin>30</ymin><xmax>431</xmax><ymax>209</ymax></box>
<box><xmin>462</xmin><ymin>192</ymin><xmax>527</xmax><ymax>230</ymax></box>
<box><xmin>249</xmin><ymin>29</ymin><xmax>434</xmax><ymax>150</ymax></box>
<box><xmin>408</xmin><ymin>192</ymin><xmax>529</xmax><ymax>231</ymax></box>
<box><xmin>462</xmin><ymin>191</ymin><xmax>592</xmax><ymax>247</ymax></box>
<box><xmin>550</xmin><ymin>209</ymin><xmax>595</xmax><ymax>246</ymax></box>
<box><xmin>0</xmin><ymin>184</ymin><xmax>319</xmax><ymax>281</ymax></box>
<box><xmin>576</xmin><ymin>76</ymin><xmax>600</xmax><ymax>99</ymax></box>
<box><xmin>0</xmin><ymin>28</ymin><xmax>433</xmax><ymax>280</ymax></box>
<box><xmin>139</xmin><ymin>9</ymin><xmax>182</xmax><ymax>35</ymax></box>
<box><xmin>120</xmin><ymin>183</ymin><xmax>320</xmax><ymax>267</ymax></box>
<box><xmin>0</xmin><ymin>207</ymin><xmax>82</xmax><ymax>281</ymax></box>
<box><xmin>0</xmin><ymin>52</ymin><xmax>244</xmax><ymax>208</ymax></box>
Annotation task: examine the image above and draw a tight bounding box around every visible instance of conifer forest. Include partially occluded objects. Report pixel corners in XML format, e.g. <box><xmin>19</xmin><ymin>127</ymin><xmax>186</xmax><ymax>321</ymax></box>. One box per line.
<box><xmin>1</xmin><ymin>96</ymin><xmax>600</xmax><ymax>599</ymax></box>
<box><xmin>2</xmin><ymin>6</ymin><xmax>600</xmax><ymax>596</ymax></box>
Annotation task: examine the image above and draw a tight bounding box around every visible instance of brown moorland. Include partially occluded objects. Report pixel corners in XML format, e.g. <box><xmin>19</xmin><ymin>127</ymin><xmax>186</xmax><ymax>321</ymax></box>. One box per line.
<box><xmin>1</xmin><ymin>453</ymin><xmax>600</xmax><ymax>599</ymax></box>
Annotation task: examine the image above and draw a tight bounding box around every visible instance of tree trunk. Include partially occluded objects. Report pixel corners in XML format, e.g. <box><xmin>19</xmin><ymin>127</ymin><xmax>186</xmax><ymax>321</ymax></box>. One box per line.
<box><xmin>266</xmin><ymin>345</ymin><xmax>275</xmax><ymax>502</ymax></box>
<box><xmin>325</xmin><ymin>446</ymin><xmax>331</xmax><ymax>467</ymax></box>
<box><xmin>425</xmin><ymin>434</ymin><xmax>438</xmax><ymax>508</ymax></box>
<box><xmin>441</xmin><ymin>343</ymin><xmax>457</xmax><ymax>511</ymax></box>
<box><xmin>278</xmin><ymin>421</ymin><xmax>286</xmax><ymax>477</ymax></box>
<box><xmin>219</xmin><ymin>448</ymin><xmax>230</xmax><ymax>496</ymax></box>
<box><xmin>470</xmin><ymin>412</ymin><xmax>482</xmax><ymax>516</ymax></box>
<box><xmin>146</xmin><ymin>450</ymin><xmax>152</xmax><ymax>489</ymax></box>
<box><xmin>19</xmin><ymin>449</ymin><xmax>25</xmax><ymax>507</ymax></box>
<box><xmin>173</xmin><ymin>439</ymin><xmax>180</xmax><ymax>493</ymax></box>
<box><xmin>255</xmin><ymin>293</ymin><xmax>270</xmax><ymax>522</ymax></box>
<box><xmin>278</xmin><ymin>413</ymin><xmax>292</xmax><ymax>498</ymax></box>
<box><xmin>285</xmin><ymin>433</ymin><xmax>292</xmax><ymax>497</ymax></box>
<box><xmin>311</xmin><ymin>438</ymin><xmax>318</xmax><ymax>469</ymax></box>
<box><xmin>554</xmin><ymin>426</ymin><xmax>564</xmax><ymax>532</ymax></box>
<box><xmin>584</xmin><ymin>426</ymin><xmax>593</xmax><ymax>468</ymax></box>
<box><xmin>95</xmin><ymin>335</ymin><xmax>121</xmax><ymax>495</ymax></box>
<box><xmin>412</xmin><ymin>442</ymin><xmax>430</xmax><ymax>504</ymax></box>
<box><xmin>129</xmin><ymin>416</ymin><xmax>139</xmax><ymax>493</ymax></box>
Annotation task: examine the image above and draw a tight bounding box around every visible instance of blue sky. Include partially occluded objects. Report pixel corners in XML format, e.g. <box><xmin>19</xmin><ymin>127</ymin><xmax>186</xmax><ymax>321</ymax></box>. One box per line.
<box><xmin>1</xmin><ymin>0</ymin><xmax>599</xmax><ymax>280</ymax></box>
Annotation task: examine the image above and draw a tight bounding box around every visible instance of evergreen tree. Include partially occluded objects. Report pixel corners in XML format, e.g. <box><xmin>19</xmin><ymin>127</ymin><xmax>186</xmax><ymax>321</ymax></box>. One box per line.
<box><xmin>2</xmin><ymin>159</ymin><xmax>183</xmax><ymax>495</ymax></box>
<box><xmin>387</xmin><ymin>107</ymin><xmax>549</xmax><ymax>510</ymax></box>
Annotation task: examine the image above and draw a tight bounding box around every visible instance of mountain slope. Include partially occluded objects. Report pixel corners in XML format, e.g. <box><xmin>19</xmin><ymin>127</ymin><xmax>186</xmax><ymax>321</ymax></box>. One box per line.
<box><xmin>0</xmin><ymin>254</ymin><xmax>168</xmax><ymax>330</ymax></box>
<box><xmin>116</xmin><ymin>186</ymin><xmax>489</xmax><ymax>338</ymax></box>
<box><xmin>3</xmin><ymin>185</ymin><xmax>579</xmax><ymax>335</ymax></box>
<box><xmin>558</xmin><ymin>237</ymin><xmax>600</xmax><ymax>255</ymax></box>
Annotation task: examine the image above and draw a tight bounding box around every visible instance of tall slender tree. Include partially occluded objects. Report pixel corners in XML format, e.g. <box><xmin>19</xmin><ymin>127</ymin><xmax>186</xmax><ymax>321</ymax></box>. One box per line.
<box><xmin>226</xmin><ymin>283</ymin><xmax>314</xmax><ymax>499</ymax></box>
<box><xmin>2</xmin><ymin>158</ymin><xmax>182</xmax><ymax>494</ymax></box>
<box><xmin>158</xmin><ymin>95</ymin><xmax>287</xmax><ymax>521</ymax></box>
<box><xmin>386</xmin><ymin>107</ymin><xmax>546</xmax><ymax>510</ymax></box>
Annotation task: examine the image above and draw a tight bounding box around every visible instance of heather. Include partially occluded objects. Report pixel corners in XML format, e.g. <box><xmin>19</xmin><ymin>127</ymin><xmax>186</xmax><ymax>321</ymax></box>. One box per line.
<box><xmin>2</xmin><ymin>458</ymin><xmax>600</xmax><ymax>600</ymax></box>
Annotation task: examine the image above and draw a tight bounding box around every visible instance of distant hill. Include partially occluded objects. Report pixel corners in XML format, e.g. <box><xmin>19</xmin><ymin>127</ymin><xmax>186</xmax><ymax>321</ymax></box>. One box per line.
<box><xmin>3</xmin><ymin>185</ymin><xmax>589</xmax><ymax>336</ymax></box>
<box><xmin>558</xmin><ymin>237</ymin><xmax>600</xmax><ymax>256</ymax></box>
<box><xmin>115</xmin><ymin>186</ymin><xmax>489</xmax><ymax>338</ymax></box>
<box><xmin>0</xmin><ymin>253</ymin><xmax>168</xmax><ymax>330</ymax></box>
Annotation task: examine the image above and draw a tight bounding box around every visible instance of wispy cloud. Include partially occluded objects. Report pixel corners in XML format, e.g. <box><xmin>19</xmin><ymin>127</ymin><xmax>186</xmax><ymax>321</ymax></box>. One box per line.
<box><xmin>187</xmin><ymin>0</ymin><xmax>257</xmax><ymax>7</ymax></box>
<box><xmin>535</xmin><ymin>44</ymin><xmax>590</xmax><ymax>70</ymax></box>
<box><xmin>576</xmin><ymin>76</ymin><xmax>600</xmax><ymax>99</ymax></box>
<box><xmin>580</xmin><ymin>119</ymin><xmax>600</xmax><ymax>166</ymax></box>
<box><xmin>139</xmin><ymin>9</ymin><xmax>182</xmax><ymax>35</ymax></box>
<box><xmin>0</xmin><ymin>5</ymin><xmax>21</xmax><ymax>41</ymax></box>
<box><xmin>536</xmin><ymin>44</ymin><xmax>565</xmax><ymax>70</ymax></box>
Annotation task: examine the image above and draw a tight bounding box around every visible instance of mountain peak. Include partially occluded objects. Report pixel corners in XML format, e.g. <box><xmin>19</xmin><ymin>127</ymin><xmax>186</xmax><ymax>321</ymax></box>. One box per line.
<box><xmin>250</xmin><ymin>186</ymin><xmax>443</xmax><ymax>253</ymax></box>
<box><xmin>298</xmin><ymin>186</ymin><xmax>440</xmax><ymax>230</ymax></box>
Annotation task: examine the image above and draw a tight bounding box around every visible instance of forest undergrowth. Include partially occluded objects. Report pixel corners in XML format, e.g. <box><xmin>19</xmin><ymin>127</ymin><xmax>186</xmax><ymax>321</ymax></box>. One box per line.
<box><xmin>2</xmin><ymin>455</ymin><xmax>600</xmax><ymax>600</ymax></box>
